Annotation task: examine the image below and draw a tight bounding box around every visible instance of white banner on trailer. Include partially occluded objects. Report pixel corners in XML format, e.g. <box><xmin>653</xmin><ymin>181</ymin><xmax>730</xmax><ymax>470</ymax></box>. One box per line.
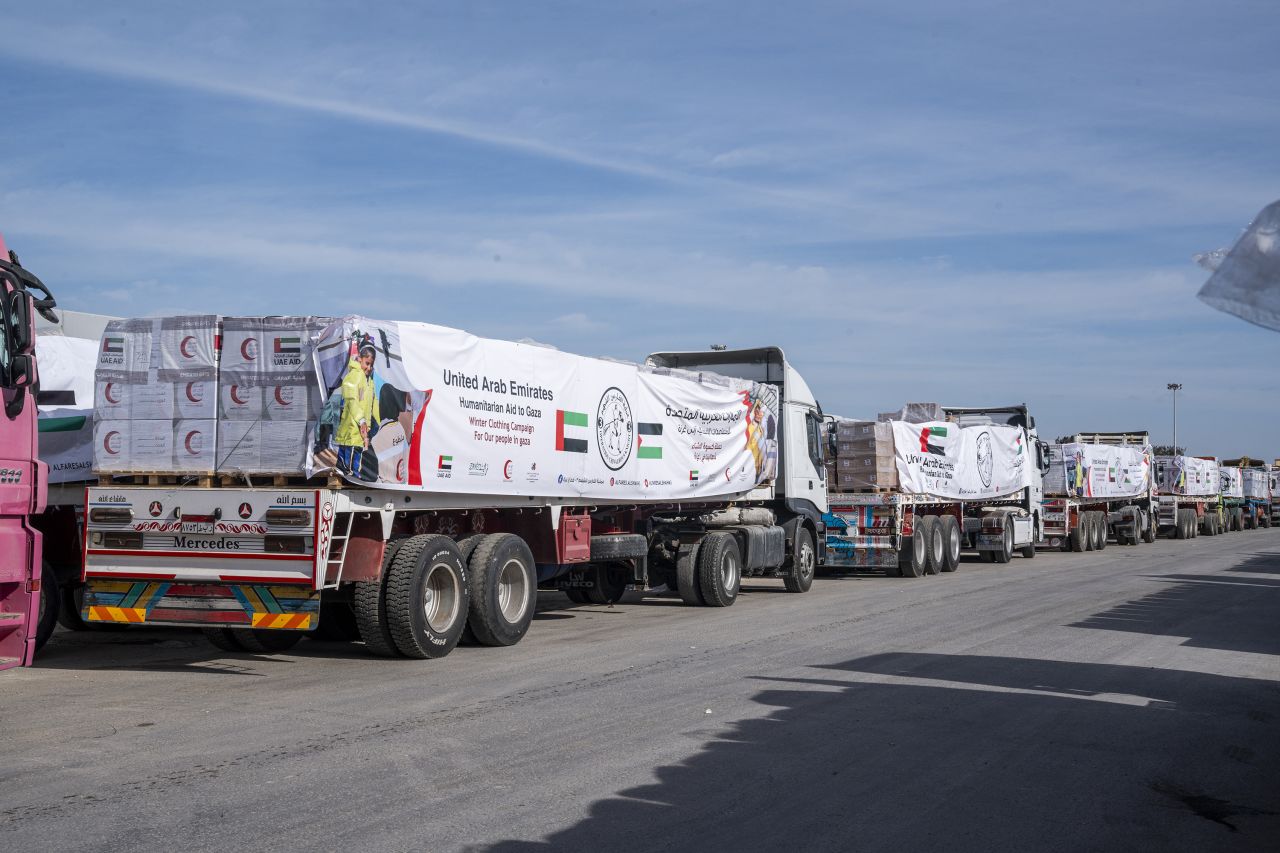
<box><xmin>891</xmin><ymin>420</ymin><xmax>1033</xmax><ymax>500</ymax></box>
<box><xmin>1159</xmin><ymin>455</ymin><xmax>1219</xmax><ymax>497</ymax></box>
<box><xmin>37</xmin><ymin>335</ymin><xmax>98</xmax><ymax>483</ymax></box>
<box><xmin>305</xmin><ymin>316</ymin><xmax>779</xmax><ymax>500</ymax></box>
<box><xmin>1045</xmin><ymin>443</ymin><xmax>1151</xmax><ymax>499</ymax></box>
<box><xmin>1243</xmin><ymin>469</ymin><xmax>1271</xmax><ymax>500</ymax></box>
<box><xmin>1220</xmin><ymin>467</ymin><xmax>1244</xmax><ymax>498</ymax></box>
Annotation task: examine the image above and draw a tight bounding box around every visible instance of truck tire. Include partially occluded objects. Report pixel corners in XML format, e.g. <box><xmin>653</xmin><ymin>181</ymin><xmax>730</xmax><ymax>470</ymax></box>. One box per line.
<box><xmin>229</xmin><ymin>628</ymin><xmax>303</xmax><ymax>653</ymax></box>
<box><xmin>34</xmin><ymin>561</ymin><xmax>60</xmax><ymax>652</ymax></box>
<box><xmin>1204</xmin><ymin>514</ymin><xmax>1218</xmax><ymax>536</ymax></box>
<box><xmin>1095</xmin><ymin>514</ymin><xmax>1108</xmax><ymax>550</ymax></box>
<box><xmin>354</xmin><ymin>537</ymin><xmax>408</xmax><ymax>657</ymax></box>
<box><xmin>1174</xmin><ymin>510</ymin><xmax>1189</xmax><ymax>540</ymax></box>
<box><xmin>585</xmin><ymin>563</ymin><xmax>630</xmax><ymax>605</ymax></box>
<box><xmin>203</xmin><ymin>627</ymin><xmax>245</xmax><ymax>652</ymax></box>
<box><xmin>564</xmin><ymin>588</ymin><xmax>590</xmax><ymax>605</ymax></box>
<box><xmin>455</xmin><ymin>535</ymin><xmax>486</xmax><ymax>645</ymax></box>
<box><xmin>590</xmin><ymin>534</ymin><xmax>649</xmax><ymax>561</ymax></box>
<box><xmin>697</xmin><ymin>532</ymin><xmax>741</xmax><ymax>607</ymax></box>
<box><xmin>1081</xmin><ymin>513</ymin><xmax>1096</xmax><ymax>551</ymax></box>
<box><xmin>1019</xmin><ymin>539</ymin><xmax>1036</xmax><ymax>559</ymax></box>
<box><xmin>1068</xmin><ymin>516</ymin><xmax>1087</xmax><ymax>552</ymax></box>
<box><xmin>466</xmin><ymin>534</ymin><xmax>536</xmax><ymax>647</ymax></box>
<box><xmin>939</xmin><ymin>516</ymin><xmax>961</xmax><ymax>572</ymax></box>
<box><xmin>1142</xmin><ymin>511</ymin><xmax>1157</xmax><ymax>543</ymax></box>
<box><xmin>783</xmin><ymin>528</ymin><xmax>815</xmax><ymax>593</ymax></box>
<box><xmin>384</xmin><ymin>534</ymin><xmax>469</xmax><ymax>659</ymax></box>
<box><xmin>921</xmin><ymin>517</ymin><xmax>943</xmax><ymax>575</ymax></box>
<box><xmin>675</xmin><ymin>542</ymin><xmax>704</xmax><ymax>605</ymax></box>
<box><xmin>992</xmin><ymin>517</ymin><xmax>1014</xmax><ymax>564</ymax></box>
<box><xmin>900</xmin><ymin>522</ymin><xmax>929</xmax><ymax>577</ymax></box>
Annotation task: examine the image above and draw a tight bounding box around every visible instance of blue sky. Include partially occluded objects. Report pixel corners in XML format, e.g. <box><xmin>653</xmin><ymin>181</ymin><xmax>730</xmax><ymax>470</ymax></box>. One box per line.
<box><xmin>2</xmin><ymin>1</ymin><xmax>1277</xmax><ymax>457</ymax></box>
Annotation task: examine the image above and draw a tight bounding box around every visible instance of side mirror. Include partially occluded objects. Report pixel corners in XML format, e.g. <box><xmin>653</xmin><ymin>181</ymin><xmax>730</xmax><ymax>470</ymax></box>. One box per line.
<box><xmin>6</xmin><ymin>289</ymin><xmax>32</xmax><ymax>355</ymax></box>
<box><xmin>8</xmin><ymin>352</ymin><xmax>34</xmax><ymax>388</ymax></box>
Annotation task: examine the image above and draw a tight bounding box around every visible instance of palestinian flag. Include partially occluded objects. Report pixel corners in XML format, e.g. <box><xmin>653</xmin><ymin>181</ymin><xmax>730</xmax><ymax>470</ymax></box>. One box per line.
<box><xmin>274</xmin><ymin>336</ymin><xmax>301</xmax><ymax>354</ymax></box>
<box><xmin>919</xmin><ymin>425</ymin><xmax>948</xmax><ymax>455</ymax></box>
<box><xmin>102</xmin><ymin>336</ymin><xmax>124</xmax><ymax>354</ymax></box>
<box><xmin>637</xmin><ymin>422</ymin><xmax>663</xmax><ymax>459</ymax></box>
<box><xmin>556</xmin><ymin>410</ymin><xmax>589</xmax><ymax>453</ymax></box>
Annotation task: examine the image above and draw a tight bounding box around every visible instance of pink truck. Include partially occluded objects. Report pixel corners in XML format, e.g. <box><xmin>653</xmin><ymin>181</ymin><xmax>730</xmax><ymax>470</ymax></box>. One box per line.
<box><xmin>0</xmin><ymin>234</ymin><xmax>60</xmax><ymax>670</ymax></box>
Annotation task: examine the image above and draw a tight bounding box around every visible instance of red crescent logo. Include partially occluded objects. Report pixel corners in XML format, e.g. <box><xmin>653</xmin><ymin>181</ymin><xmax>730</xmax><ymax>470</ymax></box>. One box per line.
<box><xmin>180</xmin><ymin>335</ymin><xmax>196</xmax><ymax>360</ymax></box>
<box><xmin>230</xmin><ymin>386</ymin><xmax>248</xmax><ymax>405</ymax></box>
<box><xmin>274</xmin><ymin>386</ymin><xmax>291</xmax><ymax>407</ymax></box>
<box><xmin>240</xmin><ymin>338</ymin><xmax>258</xmax><ymax>361</ymax></box>
<box><xmin>103</xmin><ymin>430</ymin><xmax>122</xmax><ymax>454</ymax></box>
<box><xmin>184</xmin><ymin>430</ymin><xmax>203</xmax><ymax>455</ymax></box>
<box><xmin>104</xmin><ymin>383</ymin><xmax>120</xmax><ymax>405</ymax></box>
<box><xmin>503</xmin><ymin>460</ymin><xmax>513</xmax><ymax>480</ymax></box>
<box><xmin>186</xmin><ymin>382</ymin><xmax>202</xmax><ymax>403</ymax></box>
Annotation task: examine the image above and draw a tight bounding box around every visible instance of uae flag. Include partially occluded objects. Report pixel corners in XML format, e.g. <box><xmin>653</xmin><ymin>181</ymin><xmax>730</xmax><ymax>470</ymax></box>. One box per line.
<box><xmin>689</xmin><ymin>470</ymin><xmax>699</xmax><ymax>483</ymax></box>
<box><xmin>637</xmin><ymin>422</ymin><xmax>663</xmax><ymax>459</ymax></box>
<box><xmin>438</xmin><ymin>455</ymin><xmax>452</xmax><ymax>471</ymax></box>
<box><xmin>556</xmin><ymin>410</ymin><xmax>589</xmax><ymax>453</ymax></box>
<box><xmin>919</xmin><ymin>425</ymin><xmax>948</xmax><ymax>455</ymax></box>
<box><xmin>274</xmin><ymin>336</ymin><xmax>302</xmax><ymax>354</ymax></box>
<box><xmin>102</xmin><ymin>336</ymin><xmax>124</xmax><ymax>354</ymax></box>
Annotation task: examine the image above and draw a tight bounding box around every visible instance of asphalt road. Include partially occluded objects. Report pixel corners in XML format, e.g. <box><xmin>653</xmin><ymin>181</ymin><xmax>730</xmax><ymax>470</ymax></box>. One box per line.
<box><xmin>4</xmin><ymin>530</ymin><xmax>1279</xmax><ymax>852</ymax></box>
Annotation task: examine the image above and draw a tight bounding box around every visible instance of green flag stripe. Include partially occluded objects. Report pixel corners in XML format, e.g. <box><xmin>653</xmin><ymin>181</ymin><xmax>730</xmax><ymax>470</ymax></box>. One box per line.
<box><xmin>560</xmin><ymin>410</ymin><xmax>588</xmax><ymax>427</ymax></box>
<box><xmin>39</xmin><ymin>415</ymin><xmax>88</xmax><ymax>433</ymax></box>
<box><xmin>637</xmin><ymin>447</ymin><xmax>663</xmax><ymax>459</ymax></box>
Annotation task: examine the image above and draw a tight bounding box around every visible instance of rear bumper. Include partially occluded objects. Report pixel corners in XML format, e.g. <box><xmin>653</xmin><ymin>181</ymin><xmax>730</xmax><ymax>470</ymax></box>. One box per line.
<box><xmin>83</xmin><ymin>579</ymin><xmax>320</xmax><ymax>630</ymax></box>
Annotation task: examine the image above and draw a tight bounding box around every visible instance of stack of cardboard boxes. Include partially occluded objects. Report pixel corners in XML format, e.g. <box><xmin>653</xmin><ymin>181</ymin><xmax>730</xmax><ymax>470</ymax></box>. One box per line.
<box><xmin>828</xmin><ymin>418</ymin><xmax>898</xmax><ymax>492</ymax></box>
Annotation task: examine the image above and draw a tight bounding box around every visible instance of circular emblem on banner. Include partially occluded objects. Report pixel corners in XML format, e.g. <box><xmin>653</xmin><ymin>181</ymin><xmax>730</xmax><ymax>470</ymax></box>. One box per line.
<box><xmin>976</xmin><ymin>431</ymin><xmax>994</xmax><ymax>488</ymax></box>
<box><xmin>595</xmin><ymin>386</ymin><xmax>634</xmax><ymax>471</ymax></box>
<box><xmin>238</xmin><ymin>502</ymin><xmax>253</xmax><ymax>519</ymax></box>
<box><xmin>149</xmin><ymin>500</ymin><xmax>163</xmax><ymax>517</ymax></box>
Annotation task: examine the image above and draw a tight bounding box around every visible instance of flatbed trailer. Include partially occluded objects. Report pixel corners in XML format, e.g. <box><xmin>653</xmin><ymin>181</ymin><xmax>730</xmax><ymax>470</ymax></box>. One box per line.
<box><xmin>1154</xmin><ymin>455</ymin><xmax>1225</xmax><ymax>538</ymax></box>
<box><xmin>1039</xmin><ymin>432</ymin><xmax>1157</xmax><ymax>551</ymax></box>
<box><xmin>81</xmin><ymin>344</ymin><xmax>831</xmax><ymax>658</ymax></box>
<box><xmin>824</xmin><ymin>404</ymin><xmax>1047</xmax><ymax>577</ymax></box>
<box><xmin>1221</xmin><ymin>459</ymin><xmax>1273</xmax><ymax>530</ymax></box>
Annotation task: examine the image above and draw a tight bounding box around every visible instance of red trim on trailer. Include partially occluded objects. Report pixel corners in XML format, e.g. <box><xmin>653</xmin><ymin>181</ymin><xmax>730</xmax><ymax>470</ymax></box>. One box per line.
<box><xmin>148</xmin><ymin>608</ymin><xmax>248</xmax><ymax>625</ymax></box>
<box><xmin>86</xmin><ymin>548</ymin><xmax>312</xmax><ymax>562</ymax></box>
<box><xmin>218</xmin><ymin>574</ymin><xmax>312</xmax><ymax>584</ymax></box>
<box><xmin>85</xmin><ymin>571</ymin><xmax>177</xmax><ymax>580</ymax></box>
<box><xmin>313</xmin><ymin>489</ymin><xmax>321</xmax><ymax>588</ymax></box>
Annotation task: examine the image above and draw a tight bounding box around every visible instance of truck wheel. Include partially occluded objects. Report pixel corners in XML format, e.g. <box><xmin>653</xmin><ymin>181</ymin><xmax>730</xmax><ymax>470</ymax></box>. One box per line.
<box><xmin>354</xmin><ymin>537</ymin><xmax>409</xmax><ymax>657</ymax></box>
<box><xmin>783</xmin><ymin>528</ymin><xmax>815</xmax><ymax>593</ymax></box>
<box><xmin>697</xmin><ymin>532</ymin><xmax>741</xmax><ymax>606</ymax></box>
<box><xmin>940</xmin><ymin>516</ymin><xmax>961</xmax><ymax>572</ymax></box>
<box><xmin>675</xmin><ymin>542</ymin><xmax>704</xmax><ymax>605</ymax></box>
<box><xmin>455</xmin><ymin>535</ymin><xmax>485</xmax><ymax>644</ymax></box>
<box><xmin>564</xmin><ymin>587</ymin><xmax>590</xmax><ymax>605</ymax></box>
<box><xmin>34</xmin><ymin>561</ymin><xmax>60</xmax><ymax>652</ymax></box>
<box><xmin>384</xmin><ymin>534</ymin><xmax>469</xmax><ymax>659</ymax></box>
<box><xmin>1095</xmin><ymin>514</ymin><xmax>1108</xmax><ymax>550</ymax></box>
<box><xmin>230</xmin><ymin>628</ymin><xmax>304</xmax><ymax>653</ymax></box>
<box><xmin>1068</xmin><ymin>516</ymin><xmax>1087</xmax><ymax>552</ymax></box>
<box><xmin>992</xmin><ymin>518</ymin><xmax>1013</xmax><ymax>563</ymax></box>
<box><xmin>1019</xmin><ymin>539</ymin><xmax>1036</xmax><ymax>559</ymax></box>
<box><xmin>585</xmin><ymin>563</ymin><xmax>630</xmax><ymax>605</ymax></box>
<box><xmin>1142</xmin><ymin>512</ymin><xmax>1157</xmax><ymax>543</ymax></box>
<box><xmin>921</xmin><ymin>517</ymin><xmax>943</xmax><ymax>575</ymax></box>
<box><xmin>1205</xmin><ymin>514</ymin><xmax>1218</xmax><ymax>536</ymax></box>
<box><xmin>203</xmin><ymin>627</ymin><xmax>245</xmax><ymax>652</ymax></box>
<box><xmin>1081</xmin><ymin>514</ymin><xmax>1095</xmax><ymax>551</ymax></box>
<box><xmin>1174</xmin><ymin>510</ymin><xmax>1189</xmax><ymax>540</ymax></box>
<box><xmin>900</xmin><ymin>522</ymin><xmax>929</xmax><ymax>576</ymax></box>
<box><xmin>466</xmin><ymin>534</ymin><xmax>536</xmax><ymax>646</ymax></box>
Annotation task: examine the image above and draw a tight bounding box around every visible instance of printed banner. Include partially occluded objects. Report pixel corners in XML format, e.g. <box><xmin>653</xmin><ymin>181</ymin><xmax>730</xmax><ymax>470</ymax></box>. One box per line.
<box><xmin>891</xmin><ymin>420</ymin><xmax>1033</xmax><ymax>500</ymax></box>
<box><xmin>1044</xmin><ymin>443</ymin><xmax>1151</xmax><ymax>499</ymax></box>
<box><xmin>1219</xmin><ymin>466</ymin><xmax>1244</xmax><ymax>498</ymax></box>
<box><xmin>1158</xmin><ymin>455</ymin><xmax>1219</xmax><ymax>497</ymax></box>
<box><xmin>37</xmin><ymin>335</ymin><xmax>99</xmax><ymax>483</ymax></box>
<box><xmin>1243</xmin><ymin>468</ymin><xmax>1271</xmax><ymax>500</ymax></box>
<box><xmin>305</xmin><ymin>316</ymin><xmax>779</xmax><ymax>499</ymax></box>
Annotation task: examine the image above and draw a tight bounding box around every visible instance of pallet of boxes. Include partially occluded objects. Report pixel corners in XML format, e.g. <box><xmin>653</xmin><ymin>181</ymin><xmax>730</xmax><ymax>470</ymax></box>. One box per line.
<box><xmin>827</xmin><ymin>404</ymin><xmax>945</xmax><ymax>493</ymax></box>
<box><xmin>93</xmin><ymin>315</ymin><xmax>329</xmax><ymax>484</ymax></box>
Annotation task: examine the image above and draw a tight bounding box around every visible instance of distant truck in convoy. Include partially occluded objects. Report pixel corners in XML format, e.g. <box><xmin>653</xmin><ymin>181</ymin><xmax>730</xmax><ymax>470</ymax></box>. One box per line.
<box><xmin>1040</xmin><ymin>432</ymin><xmax>1157</xmax><ymax>550</ymax></box>
<box><xmin>1154</xmin><ymin>454</ymin><xmax>1224</xmax><ymax>538</ymax></box>
<box><xmin>0</xmin><ymin>236</ymin><xmax>60</xmax><ymax>670</ymax></box>
<box><xmin>1220</xmin><ymin>458</ymin><xmax>1272</xmax><ymax>530</ymax></box>
<box><xmin>80</xmin><ymin>315</ymin><xmax>829</xmax><ymax>658</ymax></box>
<box><xmin>824</xmin><ymin>404</ymin><xmax>1049</xmax><ymax>576</ymax></box>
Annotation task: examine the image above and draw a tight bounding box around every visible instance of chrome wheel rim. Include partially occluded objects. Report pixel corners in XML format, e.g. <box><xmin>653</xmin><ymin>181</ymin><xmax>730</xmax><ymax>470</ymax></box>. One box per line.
<box><xmin>798</xmin><ymin>542</ymin><xmax>815</xmax><ymax>581</ymax></box>
<box><xmin>497</xmin><ymin>557</ymin><xmax>530</xmax><ymax>623</ymax></box>
<box><xmin>422</xmin><ymin>562</ymin><xmax>461</xmax><ymax>633</ymax></box>
<box><xmin>721</xmin><ymin>552</ymin><xmax>739</xmax><ymax>594</ymax></box>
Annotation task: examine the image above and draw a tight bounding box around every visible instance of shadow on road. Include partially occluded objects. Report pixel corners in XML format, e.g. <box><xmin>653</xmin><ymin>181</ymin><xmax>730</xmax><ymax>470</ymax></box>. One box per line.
<box><xmin>1226</xmin><ymin>553</ymin><xmax>1280</xmax><ymax>575</ymax></box>
<box><xmin>469</xmin><ymin>652</ymin><xmax>1280</xmax><ymax>853</ymax></box>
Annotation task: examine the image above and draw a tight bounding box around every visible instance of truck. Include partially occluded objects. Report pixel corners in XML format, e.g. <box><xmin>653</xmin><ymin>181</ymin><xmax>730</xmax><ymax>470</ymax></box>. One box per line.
<box><xmin>824</xmin><ymin>404</ymin><xmax>1049</xmax><ymax>577</ymax></box>
<box><xmin>0</xmin><ymin>235</ymin><xmax>60</xmax><ymax>670</ymax></box>
<box><xmin>1220</xmin><ymin>458</ymin><xmax>1272</xmax><ymax>530</ymax></box>
<box><xmin>1039</xmin><ymin>432</ymin><xmax>1157</xmax><ymax>550</ymax></box>
<box><xmin>1154</xmin><ymin>454</ymin><xmax>1224</xmax><ymax>538</ymax></box>
<box><xmin>80</xmin><ymin>315</ymin><xmax>829</xmax><ymax>658</ymax></box>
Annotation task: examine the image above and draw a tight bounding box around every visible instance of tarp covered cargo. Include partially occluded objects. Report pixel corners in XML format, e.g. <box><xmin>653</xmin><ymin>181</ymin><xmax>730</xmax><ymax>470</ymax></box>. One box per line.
<box><xmin>1220</xmin><ymin>466</ymin><xmax>1244</xmax><ymax>498</ymax></box>
<box><xmin>305</xmin><ymin>316</ymin><xmax>780</xmax><ymax>500</ymax></box>
<box><xmin>36</xmin><ymin>334</ymin><xmax>98</xmax><ymax>483</ymax></box>
<box><xmin>890</xmin><ymin>420</ymin><xmax>1033</xmax><ymax>500</ymax></box>
<box><xmin>1157</xmin><ymin>455</ymin><xmax>1219</xmax><ymax>497</ymax></box>
<box><xmin>1044</xmin><ymin>443</ymin><xmax>1151</xmax><ymax>499</ymax></box>
<box><xmin>1243</xmin><ymin>468</ymin><xmax>1271</xmax><ymax>500</ymax></box>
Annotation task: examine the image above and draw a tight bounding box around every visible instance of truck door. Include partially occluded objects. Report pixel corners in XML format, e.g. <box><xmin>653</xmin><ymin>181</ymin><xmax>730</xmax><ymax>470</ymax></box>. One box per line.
<box><xmin>785</xmin><ymin>404</ymin><xmax>828</xmax><ymax>513</ymax></box>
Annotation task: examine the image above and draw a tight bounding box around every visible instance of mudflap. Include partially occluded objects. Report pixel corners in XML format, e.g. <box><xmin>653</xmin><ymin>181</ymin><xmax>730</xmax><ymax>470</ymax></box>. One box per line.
<box><xmin>83</xmin><ymin>579</ymin><xmax>321</xmax><ymax>630</ymax></box>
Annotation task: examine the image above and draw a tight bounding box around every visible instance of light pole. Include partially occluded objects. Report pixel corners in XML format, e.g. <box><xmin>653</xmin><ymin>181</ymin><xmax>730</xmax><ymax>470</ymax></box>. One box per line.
<box><xmin>1167</xmin><ymin>383</ymin><xmax>1182</xmax><ymax>452</ymax></box>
